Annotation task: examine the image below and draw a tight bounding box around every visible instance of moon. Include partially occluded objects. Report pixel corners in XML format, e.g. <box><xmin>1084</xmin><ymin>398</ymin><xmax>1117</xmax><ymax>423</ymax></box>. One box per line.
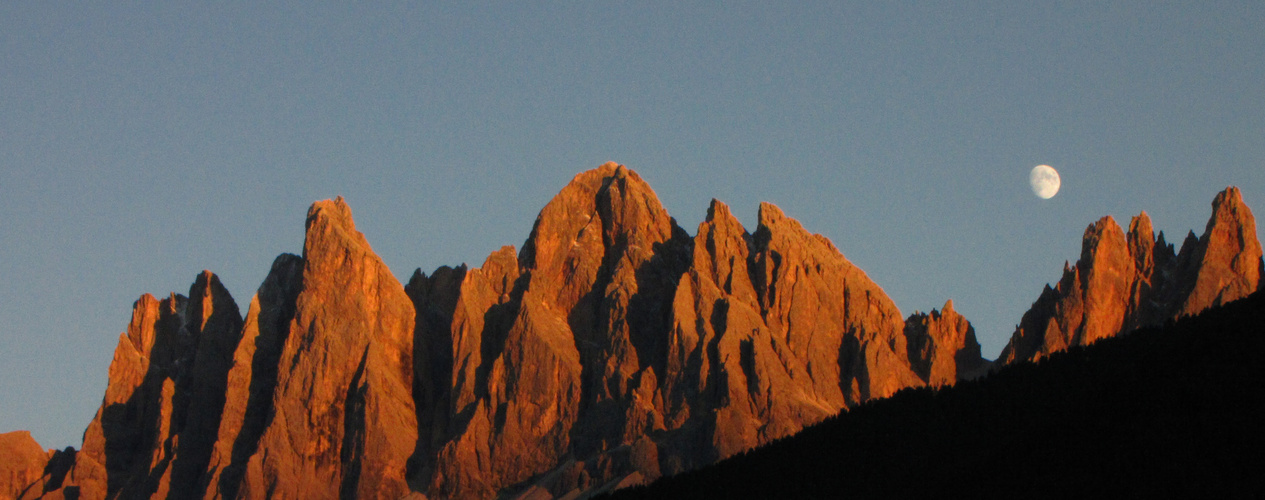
<box><xmin>1030</xmin><ymin>165</ymin><xmax>1061</xmax><ymax>199</ymax></box>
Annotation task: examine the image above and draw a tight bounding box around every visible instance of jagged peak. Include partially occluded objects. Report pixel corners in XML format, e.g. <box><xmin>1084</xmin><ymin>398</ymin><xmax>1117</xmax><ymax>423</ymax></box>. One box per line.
<box><xmin>187</xmin><ymin>270</ymin><xmax>240</xmax><ymax>331</ymax></box>
<box><xmin>1127</xmin><ymin>212</ymin><xmax>1156</xmax><ymax>273</ymax></box>
<box><xmin>1204</xmin><ymin>186</ymin><xmax>1256</xmax><ymax>238</ymax></box>
<box><xmin>1177</xmin><ymin>230</ymin><xmax>1200</xmax><ymax>257</ymax></box>
<box><xmin>705</xmin><ymin>198</ymin><xmax>732</xmax><ymax>223</ymax></box>
<box><xmin>1083</xmin><ymin>215</ymin><xmax>1121</xmax><ymax>239</ymax></box>
<box><xmin>1128</xmin><ymin>211</ymin><xmax>1153</xmax><ymax>239</ymax></box>
<box><xmin>480</xmin><ymin>245</ymin><xmax>517</xmax><ymax>271</ymax></box>
<box><xmin>126</xmin><ymin>293</ymin><xmax>163</xmax><ymax>352</ymax></box>
<box><xmin>596</xmin><ymin>160</ymin><xmax>624</xmax><ymax>175</ymax></box>
<box><xmin>757</xmin><ymin>202</ymin><xmax>790</xmax><ymax>230</ymax></box>
<box><xmin>1055</xmin><ymin>260</ymin><xmax>1078</xmax><ymax>294</ymax></box>
<box><xmin>561</xmin><ymin>162</ymin><xmax>655</xmax><ymax>205</ymax></box>
<box><xmin>38</xmin><ymin>169</ymin><xmax>1258</xmax><ymax>500</ymax></box>
<box><xmin>754</xmin><ymin>201</ymin><xmax>849</xmax><ymax>256</ymax></box>
<box><xmin>520</xmin><ymin>163</ymin><xmax>674</xmax><ymax>272</ymax></box>
<box><xmin>1174</xmin><ymin>185</ymin><xmax>1263</xmax><ymax>315</ymax></box>
<box><xmin>1211</xmin><ymin>185</ymin><xmax>1245</xmax><ymax>212</ymax></box>
<box><xmin>700</xmin><ymin>199</ymin><xmax>747</xmax><ymax>237</ymax></box>
<box><xmin>303</xmin><ymin>196</ymin><xmax>378</xmax><ymax>266</ymax></box>
<box><xmin>190</xmin><ymin>270</ymin><xmax>231</xmax><ymax>301</ymax></box>
<box><xmin>1003</xmin><ymin>186</ymin><xmax>1263</xmax><ymax>367</ymax></box>
<box><xmin>259</xmin><ymin>253</ymin><xmax>304</xmax><ymax>290</ymax></box>
<box><xmin>306</xmin><ymin>196</ymin><xmax>355</xmax><ymax>231</ymax></box>
<box><xmin>477</xmin><ymin>245</ymin><xmax>520</xmax><ymax>296</ymax></box>
<box><xmin>1078</xmin><ymin>216</ymin><xmax>1127</xmax><ymax>265</ymax></box>
<box><xmin>908</xmin><ymin>299</ymin><xmax>956</xmax><ymax>321</ymax></box>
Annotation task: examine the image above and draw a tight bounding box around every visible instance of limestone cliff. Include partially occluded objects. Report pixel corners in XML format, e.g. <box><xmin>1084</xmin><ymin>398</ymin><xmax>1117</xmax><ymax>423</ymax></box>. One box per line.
<box><xmin>223</xmin><ymin>198</ymin><xmax>418</xmax><ymax>499</ymax></box>
<box><xmin>1</xmin><ymin>431</ymin><xmax>49</xmax><ymax>500</ymax></box>
<box><xmin>199</xmin><ymin>254</ymin><xmax>303</xmax><ymax>500</ymax></box>
<box><xmin>904</xmin><ymin>300</ymin><xmax>989</xmax><ymax>386</ymax></box>
<box><xmin>999</xmin><ymin>187</ymin><xmax>1263</xmax><ymax>364</ymax></box>
<box><xmin>34</xmin><ymin>272</ymin><xmax>243</xmax><ymax>500</ymax></box>
<box><xmin>408</xmin><ymin>165</ymin><xmax>938</xmax><ymax>499</ymax></box>
<box><xmin>9</xmin><ymin>165</ymin><xmax>1257</xmax><ymax>500</ymax></box>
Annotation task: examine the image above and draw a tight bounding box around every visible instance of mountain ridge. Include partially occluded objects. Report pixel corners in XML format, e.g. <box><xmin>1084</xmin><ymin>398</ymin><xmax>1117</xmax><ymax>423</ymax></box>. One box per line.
<box><xmin>605</xmin><ymin>286</ymin><xmax>1265</xmax><ymax>499</ymax></box>
<box><xmin>3</xmin><ymin>163</ymin><xmax>1261</xmax><ymax>499</ymax></box>
<box><xmin>998</xmin><ymin>186</ymin><xmax>1262</xmax><ymax>364</ymax></box>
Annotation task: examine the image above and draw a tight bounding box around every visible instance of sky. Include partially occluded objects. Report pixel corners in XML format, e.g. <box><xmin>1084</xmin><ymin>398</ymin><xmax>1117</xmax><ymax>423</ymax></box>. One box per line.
<box><xmin>3</xmin><ymin>2</ymin><xmax>1263</xmax><ymax>450</ymax></box>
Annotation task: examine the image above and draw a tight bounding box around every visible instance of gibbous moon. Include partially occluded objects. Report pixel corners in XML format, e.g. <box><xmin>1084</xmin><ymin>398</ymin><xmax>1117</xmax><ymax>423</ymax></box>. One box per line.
<box><xmin>1030</xmin><ymin>165</ymin><xmax>1061</xmax><ymax>199</ymax></box>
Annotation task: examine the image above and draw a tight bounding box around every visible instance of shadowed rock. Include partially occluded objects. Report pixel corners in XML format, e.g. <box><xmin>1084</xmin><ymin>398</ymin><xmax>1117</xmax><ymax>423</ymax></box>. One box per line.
<box><xmin>202</xmin><ymin>255</ymin><xmax>302</xmax><ymax>500</ymax></box>
<box><xmin>37</xmin><ymin>271</ymin><xmax>242</xmax><ymax>500</ymax></box>
<box><xmin>904</xmin><ymin>300</ymin><xmax>989</xmax><ymax>386</ymax></box>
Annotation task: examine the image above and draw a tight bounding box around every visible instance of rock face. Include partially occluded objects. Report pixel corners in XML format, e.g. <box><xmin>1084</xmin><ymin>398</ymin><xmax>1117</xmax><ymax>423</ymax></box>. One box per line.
<box><xmin>999</xmin><ymin>187</ymin><xmax>1263</xmax><ymax>364</ymax></box>
<box><xmin>207</xmin><ymin>198</ymin><xmax>418</xmax><ymax>500</ymax></box>
<box><xmin>406</xmin><ymin>165</ymin><xmax>954</xmax><ymax>498</ymax></box>
<box><xmin>32</xmin><ymin>272</ymin><xmax>243</xmax><ymax>500</ymax></box>
<box><xmin>200</xmin><ymin>254</ymin><xmax>302</xmax><ymax>500</ymax></box>
<box><xmin>1</xmin><ymin>431</ymin><xmax>49</xmax><ymax>500</ymax></box>
<box><xmin>1176</xmin><ymin>187</ymin><xmax>1265</xmax><ymax>315</ymax></box>
<box><xmin>904</xmin><ymin>301</ymin><xmax>989</xmax><ymax>386</ymax></box>
<box><xmin>23</xmin><ymin>198</ymin><xmax>418</xmax><ymax>500</ymax></box>
<box><xmin>15</xmin><ymin>165</ymin><xmax>1256</xmax><ymax>499</ymax></box>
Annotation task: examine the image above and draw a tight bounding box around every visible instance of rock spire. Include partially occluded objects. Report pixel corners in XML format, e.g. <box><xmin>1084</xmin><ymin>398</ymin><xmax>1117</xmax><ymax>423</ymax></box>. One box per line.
<box><xmin>999</xmin><ymin>187</ymin><xmax>1262</xmax><ymax>364</ymax></box>
<box><xmin>9</xmin><ymin>166</ymin><xmax>1256</xmax><ymax>500</ymax></box>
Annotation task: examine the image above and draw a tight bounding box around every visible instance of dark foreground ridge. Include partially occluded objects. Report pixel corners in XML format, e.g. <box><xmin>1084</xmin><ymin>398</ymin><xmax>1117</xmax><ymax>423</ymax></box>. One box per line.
<box><xmin>607</xmin><ymin>289</ymin><xmax>1265</xmax><ymax>499</ymax></box>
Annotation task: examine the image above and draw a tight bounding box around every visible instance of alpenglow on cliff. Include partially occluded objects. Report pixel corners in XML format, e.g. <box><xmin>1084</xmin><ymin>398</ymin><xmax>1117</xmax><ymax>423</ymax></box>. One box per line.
<box><xmin>3</xmin><ymin>163</ymin><xmax>1260</xmax><ymax>500</ymax></box>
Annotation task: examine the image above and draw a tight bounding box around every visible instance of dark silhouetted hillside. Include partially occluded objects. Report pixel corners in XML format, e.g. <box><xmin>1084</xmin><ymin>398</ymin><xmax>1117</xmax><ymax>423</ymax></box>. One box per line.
<box><xmin>609</xmin><ymin>289</ymin><xmax>1265</xmax><ymax>499</ymax></box>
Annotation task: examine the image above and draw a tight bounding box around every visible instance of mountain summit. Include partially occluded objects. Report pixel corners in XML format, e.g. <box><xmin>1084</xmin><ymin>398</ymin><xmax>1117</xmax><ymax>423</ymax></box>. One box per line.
<box><xmin>4</xmin><ymin>164</ymin><xmax>1259</xmax><ymax>499</ymax></box>
<box><xmin>999</xmin><ymin>186</ymin><xmax>1262</xmax><ymax>364</ymax></box>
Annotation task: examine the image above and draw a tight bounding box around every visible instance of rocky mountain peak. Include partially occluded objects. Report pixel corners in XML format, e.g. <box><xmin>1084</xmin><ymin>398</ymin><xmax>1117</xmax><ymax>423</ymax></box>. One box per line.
<box><xmin>692</xmin><ymin>199</ymin><xmax>754</xmax><ymax>300</ymax></box>
<box><xmin>1079</xmin><ymin>216</ymin><xmax>1129</xmax><ymax>266</ymax></box>
<box><xmin>903</xmin><ymin>300</ymin><xmax>987</xmax><ymax>386</ymax></box>
<box><xmin>516</xmin><ymin>164</ymin><xmax>683</xmax><ymax>315</ymax></box>
<box><xmin>1073</xmin><ymin>216</ymin><xmax>1135</xmax><ymax>346</ymax></box>
<box><xmin>755</xmin><ymin>201</ymin><xmax>796</xmax><ymax>235</ymax></box>
<box><xmin>233</xmin><ymin>196</ymin><xmax>418</xmax><ymax>499</ymax></box>
<box><xmin>0</xmin><ymin>431</ymin><xmax>49</xmax><ymax>499</ymax></box>
<box><xmin>306</xmin><ymin>195</ymin><xmax>355</xmax><ymax>229</ymax></box>
<box><xmin>27</xmin><ymin>270</ymin><xmax>246</xmax><ymax>499</ymax></box>
<box><xmin>1177</xmin><ymin>186</ymin><xmax>1263</xmax><ymax>315</ymax></box>
<box><xmin>1127</xmin><ymin>212</ymin><xmax>1156</xmax><ymax>277</ymax></box>
<box><xmin>1212</xmin><ymin>185</ymin><xmax>1246</xmax><ymax>212</ymax></box>
<box><xmin>11</xmin><ymin>167</ymin><xmax>1259</xmax><ymax>500</ymax></box>
<box><xmin>1001</xmin><ymin>186</ymin><xmax>1262</xmax><ymax>365</ymax></box>
<box><xmin>303</xmin><ymin>196</ymin><xmax>372</xmax><ymax>263</ymax></box>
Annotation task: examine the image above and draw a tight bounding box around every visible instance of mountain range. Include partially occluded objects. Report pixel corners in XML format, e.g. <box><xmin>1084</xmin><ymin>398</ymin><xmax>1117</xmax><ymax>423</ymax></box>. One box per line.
<box><xmin>606</xmin><ymin>286</ymin><xmax>1265</xmax><ymax>499</ymax></box>
<box><xmin>2</xmin><ymin>163</ymin><xmax>1261</xmax><ymax>499</ymax></box>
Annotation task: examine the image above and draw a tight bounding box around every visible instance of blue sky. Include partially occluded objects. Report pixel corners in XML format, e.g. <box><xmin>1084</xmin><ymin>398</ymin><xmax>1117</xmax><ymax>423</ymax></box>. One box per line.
<box><xmin>3</xmin><ymin>2</ymin><xmax>1262</xmax><ymax>450</ymax></box>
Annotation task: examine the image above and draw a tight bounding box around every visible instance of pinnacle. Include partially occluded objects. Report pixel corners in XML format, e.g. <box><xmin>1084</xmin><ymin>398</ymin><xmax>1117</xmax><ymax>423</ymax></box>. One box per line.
<box><xmin>1213</xmin><ymin>186</ymin><xmax>1244</xmax><ymax>209</ymax></box>
<box><xmin>757</xmin><ymin>202</ymin><xmax>788</xmax><ymax>228</ymax></box>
